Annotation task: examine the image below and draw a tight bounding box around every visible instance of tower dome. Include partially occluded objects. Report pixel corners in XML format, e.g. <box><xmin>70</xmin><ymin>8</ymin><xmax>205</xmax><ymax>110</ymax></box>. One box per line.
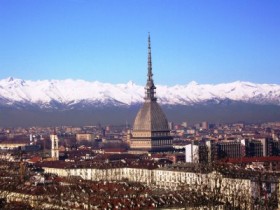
<box><xmin>133</xmin><ymin>101</ymin><xmax>169</xmax><ymax>131</ymax></box>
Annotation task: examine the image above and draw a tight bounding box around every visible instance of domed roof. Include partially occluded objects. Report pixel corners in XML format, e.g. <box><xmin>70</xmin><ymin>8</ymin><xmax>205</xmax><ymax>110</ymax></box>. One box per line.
<box><xmin>133</xmin><ymin>101</ymin><xmax>169</xmax><ymax>131</ymax></box>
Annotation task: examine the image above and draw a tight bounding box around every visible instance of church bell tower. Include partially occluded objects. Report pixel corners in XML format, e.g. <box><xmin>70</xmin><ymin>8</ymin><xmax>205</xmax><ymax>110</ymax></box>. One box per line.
<box><xmin>50</xmin><ymin>128</ymin><xmax>59</xmax><ymax>160</ymax></box>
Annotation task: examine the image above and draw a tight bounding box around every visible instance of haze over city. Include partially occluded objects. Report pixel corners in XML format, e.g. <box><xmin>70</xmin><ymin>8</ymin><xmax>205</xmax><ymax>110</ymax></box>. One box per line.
<box><xmin>1</xmin><ymin>0</ymin><xmax>280</xmax><ymax>85</ymax></box>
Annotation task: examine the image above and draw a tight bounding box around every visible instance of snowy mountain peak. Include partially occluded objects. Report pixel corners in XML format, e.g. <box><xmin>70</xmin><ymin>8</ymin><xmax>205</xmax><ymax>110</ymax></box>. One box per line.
<box><xmin>0</xmin><ymin>77</ymin><xmax>280</xmax><ymax>109</ymax></box>
<box><xmin>188</xmin><ymin>81</ymin><xmax>199</xmax><ymax>86</ymax></box>
<box><xmin>7</xmin><ymin>77</ymin><xmax>14</xmax><ymax>82</ymax></box>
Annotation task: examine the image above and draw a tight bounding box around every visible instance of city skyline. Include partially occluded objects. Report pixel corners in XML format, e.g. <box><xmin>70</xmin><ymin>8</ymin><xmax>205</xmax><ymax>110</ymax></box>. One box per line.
<box><xmin>1</xmin><ymin>0</ymin><xmax>280</xmax><ymax>85</ymax></box>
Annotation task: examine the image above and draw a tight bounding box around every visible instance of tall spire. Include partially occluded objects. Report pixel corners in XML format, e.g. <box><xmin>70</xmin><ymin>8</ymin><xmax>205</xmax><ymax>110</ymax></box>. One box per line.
<box><xmin>145</xmin><ymin>33</ymin><xmax>157</xmax><ymax>101</ymax></box>
<box><xmin>147</xmin><ymin>33</ymin><xmax>153</xmax><ymax>81</ymax></box>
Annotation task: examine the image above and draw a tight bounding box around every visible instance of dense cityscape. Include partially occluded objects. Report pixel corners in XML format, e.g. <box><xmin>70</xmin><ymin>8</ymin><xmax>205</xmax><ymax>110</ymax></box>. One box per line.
<box><xmin>1</xmin><ymin>121</ymin><xmax>280</xmax><ymax>209</ymax></box>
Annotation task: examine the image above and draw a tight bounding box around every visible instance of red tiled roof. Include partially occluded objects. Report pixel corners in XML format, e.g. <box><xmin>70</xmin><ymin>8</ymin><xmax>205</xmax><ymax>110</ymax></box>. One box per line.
<box><xmin>28</xmin><ymin>156</ymin><xmax>42</xmax><ymax>163</ymax></box>
<box><xmin>0</xmin><ymin>139</ymin><xmax>29</xmax><ymax>144</ymax></box>
<box><xmin>35</xmin><ymin>158</ymin><xmax>165</xmax><ymax>170</ymax></box>
<box><xmin>223</xmin><ymin>156</ymin><xmax>280</xmax><ymax>164</ymax></box>
<box><xmin>103</xmin><ymin>148</ymin><xmax>127</xmax><ymax>153</ymax></box>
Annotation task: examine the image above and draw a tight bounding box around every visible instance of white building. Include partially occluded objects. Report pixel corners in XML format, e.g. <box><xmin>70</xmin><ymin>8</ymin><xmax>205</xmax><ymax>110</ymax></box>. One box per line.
<box><xmin>185</xmin><ymin>144</ymin><xmax>199</xmax><ymax>163</ymax></box>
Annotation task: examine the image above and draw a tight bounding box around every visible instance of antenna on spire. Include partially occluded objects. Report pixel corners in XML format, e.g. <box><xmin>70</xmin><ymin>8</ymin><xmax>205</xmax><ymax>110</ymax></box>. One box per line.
<box><xmin>145</xmin><ymin>33</ymin><xmax>157</xmax><ymax>101</ymax></box>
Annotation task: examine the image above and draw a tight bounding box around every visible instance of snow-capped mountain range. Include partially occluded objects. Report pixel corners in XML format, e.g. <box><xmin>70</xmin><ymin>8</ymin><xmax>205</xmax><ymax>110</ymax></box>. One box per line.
<box><xmin>1</xmin><ymin>77</ymin><xmax>280</xmax><ymax>109</ymax></box>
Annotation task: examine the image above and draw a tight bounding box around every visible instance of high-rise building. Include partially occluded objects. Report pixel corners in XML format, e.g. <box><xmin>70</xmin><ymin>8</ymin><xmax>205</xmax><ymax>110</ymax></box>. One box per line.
<box><xmin>181</xmin><ymin>122</ymin><xmax>188</xmax><ymax>128</ymax></box>
<box><xmin>244</xmin><ymin>139</ymin><xmax>263</xmax><ymax>157</ymax></box>
<box><xmin>130</xmin><ymin>34</ymin><xmax>173</xmax><ymax>152</ymax></box>
<box><xmin>216</xmin><ymin>140</ymin><xmax>246</xmax><ymax>159</ymax></box>
<box><xmin>201</xmin><ymin>121</ymin><xmax>209</xmax><ymax>130</ymax></box>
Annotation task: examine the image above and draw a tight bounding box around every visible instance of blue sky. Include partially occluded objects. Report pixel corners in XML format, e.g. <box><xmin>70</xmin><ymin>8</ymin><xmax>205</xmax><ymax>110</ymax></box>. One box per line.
<box><xmin>0</xmin><ymin>0</ymin><xmax>279</xmax><ymax>85</ymax></box>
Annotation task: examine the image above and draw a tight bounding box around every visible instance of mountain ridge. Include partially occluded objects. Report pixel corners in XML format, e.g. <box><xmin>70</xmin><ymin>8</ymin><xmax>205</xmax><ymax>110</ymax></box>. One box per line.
<box><xmin>1</xmin><ymin>77</ymin><xmax>280</xmax><ymax>109</ymax></box>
